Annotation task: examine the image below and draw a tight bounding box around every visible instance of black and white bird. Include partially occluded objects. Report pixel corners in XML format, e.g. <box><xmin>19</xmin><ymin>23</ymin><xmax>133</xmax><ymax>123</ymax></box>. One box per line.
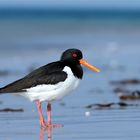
<box><xmin>0</xmin><ymin>48</ymin><xmax>100</xmax><ymax>128</ymax></box>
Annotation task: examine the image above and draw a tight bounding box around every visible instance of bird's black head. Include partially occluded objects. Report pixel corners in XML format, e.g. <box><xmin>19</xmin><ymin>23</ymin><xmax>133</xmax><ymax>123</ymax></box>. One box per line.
<box><xmin>60</xmin><ymin>48</ymin><xmax>83</xmax><ymax>64</ymax></box>
<box><xmin>60</xmin><ymin>48</ymin><xmax>83</xmax><ymax>79</ymax></box>
<box><xmin>60</xmin><ymin>48</ymin><xmax>100</xmax><ymax>79</ymax></box>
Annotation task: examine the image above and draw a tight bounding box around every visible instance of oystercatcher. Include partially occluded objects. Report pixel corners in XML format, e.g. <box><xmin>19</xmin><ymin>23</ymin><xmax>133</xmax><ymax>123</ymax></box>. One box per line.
<box><xmin>0</xmin><ymin>48</ymin><xmax>100</xmax><ymax>128</ymax></box>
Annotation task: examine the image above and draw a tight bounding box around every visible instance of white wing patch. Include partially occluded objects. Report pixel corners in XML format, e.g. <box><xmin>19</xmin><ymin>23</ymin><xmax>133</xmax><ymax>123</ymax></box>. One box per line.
<box><xmin>22</xmin><ymin>66</ymin><xmax>80</xmax><ymax>102</ymax></box>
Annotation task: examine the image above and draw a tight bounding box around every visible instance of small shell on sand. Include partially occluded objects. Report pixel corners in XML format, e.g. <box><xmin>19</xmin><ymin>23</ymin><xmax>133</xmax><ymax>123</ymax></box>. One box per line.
<box><xmin>85</xmin><ymin>111</ymin><xmax>91</xmax><ymax>117</ymax></box>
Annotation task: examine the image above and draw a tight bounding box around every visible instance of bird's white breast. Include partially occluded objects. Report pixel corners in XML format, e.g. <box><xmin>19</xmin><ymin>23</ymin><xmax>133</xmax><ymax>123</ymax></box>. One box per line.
<box><xmin>22</xmin><ymin>66</ymin><xmax>80</xmax><ymax>102</ymax></box>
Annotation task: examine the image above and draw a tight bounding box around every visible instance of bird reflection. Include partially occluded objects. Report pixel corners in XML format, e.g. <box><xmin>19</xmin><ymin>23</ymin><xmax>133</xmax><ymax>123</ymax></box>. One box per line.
<box><xmin>40</xmin><ymin>127</ymin><xmax>52</xmax><ymax>140</ymax></box>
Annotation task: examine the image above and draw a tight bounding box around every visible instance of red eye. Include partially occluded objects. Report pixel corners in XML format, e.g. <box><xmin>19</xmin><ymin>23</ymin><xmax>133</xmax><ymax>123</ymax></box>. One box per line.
<box><xmin>72</xmin><ymin>53</ymin><xmax>77</xmax><ymax>58</ymax></box>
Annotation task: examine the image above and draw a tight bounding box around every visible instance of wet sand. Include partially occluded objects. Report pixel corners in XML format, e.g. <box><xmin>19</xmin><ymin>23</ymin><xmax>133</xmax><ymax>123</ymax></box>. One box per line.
<box><xmin>0</xmin><ymin>13</ymin><xmax>140</xmax><ymax>139</ymax></box>
<box><xmin>0</xmin><ymin>50</ymin><xmax>140</xmax><ymax>140</ymax></box>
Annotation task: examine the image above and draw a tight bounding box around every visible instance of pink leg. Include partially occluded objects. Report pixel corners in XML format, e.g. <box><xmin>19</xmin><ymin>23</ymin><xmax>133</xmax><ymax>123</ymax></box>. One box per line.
<box><xmin>47</xmin><ymin>103</ymin><xmax>52</xmax><ymax>125</ymax></box>
<box><xmin>46</xmin><ymin>103</ymin><xmax>63</xmax><ymax>128</ymax></box>
<box><xmin>36</xmin><ymin>100</ymin><xmax>46</xmax><ymax>128</ymax></box>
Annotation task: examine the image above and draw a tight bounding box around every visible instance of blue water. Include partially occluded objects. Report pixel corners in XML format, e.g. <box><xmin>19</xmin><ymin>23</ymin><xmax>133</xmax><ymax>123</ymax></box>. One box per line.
<box><xmin>0</xmin><ymin>9</ymin><xmax>140</xmax><ymax>50</ymax></box>
<box><xmin>0</xmin><ymin>8</ymin><xmax>140</xmax><ymax>18</ymax></box>
<box><xmin>0</xmin><ymin>9</ymin><xmax>140</xmax><ymax>140</ymax></box>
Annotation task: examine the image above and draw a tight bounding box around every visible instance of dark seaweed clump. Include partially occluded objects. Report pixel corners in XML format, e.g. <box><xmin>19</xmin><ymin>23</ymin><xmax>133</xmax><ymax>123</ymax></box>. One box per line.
<box><xmin>0</xmin><ymin>108</ymin><xmax>24</xmax><ymax>112</ymax></box>
<box><xmin>110</xmin><ymin>79</ymin><xmax>140</xmax><ymax>85</ymax></box>
<box><xmin>85</xmin><ymin>102</ymin><xmax>137</xmax><ymax>109</ymax></box>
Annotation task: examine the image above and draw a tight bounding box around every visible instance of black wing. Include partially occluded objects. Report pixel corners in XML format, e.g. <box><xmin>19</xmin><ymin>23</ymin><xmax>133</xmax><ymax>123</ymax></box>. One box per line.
<box><xmin>0</xmin><ymin>61</ymin><xmax>67</xmax><ymax>93</ymax></box>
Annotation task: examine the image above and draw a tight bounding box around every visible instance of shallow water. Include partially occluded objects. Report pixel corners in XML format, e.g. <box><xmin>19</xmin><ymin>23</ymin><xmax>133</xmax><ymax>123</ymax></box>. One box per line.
<box><xmin>0</xmin><ymin>68</ymin><xmax>140</xmax><ymax>140</ymax></box>
<box><xmin>0</xmin><ymin>10</ymin><xmax>140</xmax><ymax>140</ymax></box>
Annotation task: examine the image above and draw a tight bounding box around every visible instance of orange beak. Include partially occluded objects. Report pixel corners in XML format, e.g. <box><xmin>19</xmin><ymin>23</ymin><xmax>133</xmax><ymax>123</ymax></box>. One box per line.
<box><xmin>80</xmin><ymin>59</ymin><xmax>100</xmax><ymax>72</ymax></box>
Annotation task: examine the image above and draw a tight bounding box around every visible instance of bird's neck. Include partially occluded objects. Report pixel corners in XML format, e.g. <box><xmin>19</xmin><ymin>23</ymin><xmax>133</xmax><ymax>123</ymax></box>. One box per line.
<box><xmin>62</xmin><ymin>61</ymin><xmax>83</xmax><ymax>79</ymax></box>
